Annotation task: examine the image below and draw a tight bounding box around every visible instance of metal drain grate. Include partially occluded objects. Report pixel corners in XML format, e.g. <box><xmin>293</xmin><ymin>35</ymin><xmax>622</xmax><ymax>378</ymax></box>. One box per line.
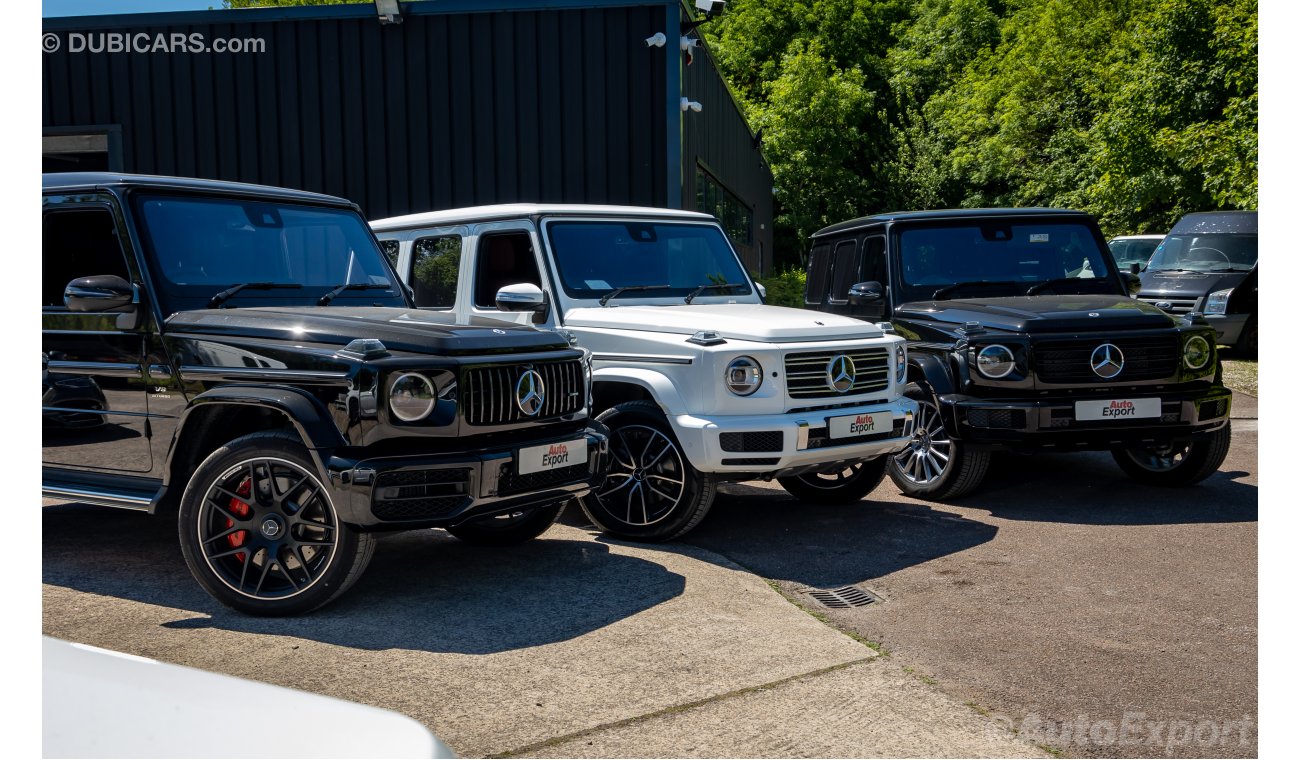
<box><xmin>799</xmin><ymin>585</ymin><xmax>882</xmax><ymax>609</ymax></box>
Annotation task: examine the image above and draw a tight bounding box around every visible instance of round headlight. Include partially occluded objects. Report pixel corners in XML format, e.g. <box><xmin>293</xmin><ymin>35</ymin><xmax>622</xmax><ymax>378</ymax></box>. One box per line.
<box><xmin>725</xmin><ymin>356</ymin><xmax>763</xmax><ymax>396</ymax></box>
<box><xmin>894</xmin><ymin>342</ymin><xmax>907</xmax><ymax>384</ymax></box>
<box><xmin>976</xmin><ymin>344</ymin><xmax>1016</xmax><ymax>379</ymax></box>
<box><xmin>1183</xmin><ymin>335</ymin><xmax>1212</xmax><ymax>370</ymax></box>
<box><xmin>389</xmin><ymin>372</ymin><xmax>436</xmax><ymax>422</ymax></box>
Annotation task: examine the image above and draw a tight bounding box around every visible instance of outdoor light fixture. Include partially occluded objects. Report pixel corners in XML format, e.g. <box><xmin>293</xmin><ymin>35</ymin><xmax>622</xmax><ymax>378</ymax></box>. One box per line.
<box><xmin>681</xmin><ymin>97</ymin><xmax>703</xmax><ymax>112</ymax></box>
<box><xmin>644</xmin><ymin>32</ymin><xmax>668</xmax><ymax>48</ymax></box>
<box><xmin>374</xmin><ymin>0</ymin><xmax>402</xmax><ymax>25</ymax></box>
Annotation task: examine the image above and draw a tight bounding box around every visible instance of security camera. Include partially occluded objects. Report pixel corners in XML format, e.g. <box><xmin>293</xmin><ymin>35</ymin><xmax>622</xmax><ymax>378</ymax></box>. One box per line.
<box><xmin>695</xmin><ymin>0</ymin><xmax>726</xmax><ymax>15</ymax></box>
<box><xmin>680</xmin><ymin>35</ymin><xmax>701</xmax><ymax>51</ymax></box>
<box><xmin>645</xmin><ymin>32</ymin><xmax>667</xmax><ymax>48</ymax></box>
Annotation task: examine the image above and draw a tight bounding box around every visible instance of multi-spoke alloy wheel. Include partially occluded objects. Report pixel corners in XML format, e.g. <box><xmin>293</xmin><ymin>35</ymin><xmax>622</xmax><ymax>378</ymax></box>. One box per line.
<box><xmin>885</xmin><ymin>384</ymin><xmax>991</xmax><ymax>500</ymax></box>
<box><xmin>777</xmin><ymin>457</ymin><xmax>888</xmax><ymax>504</ymax></box>
<box><xmin>579</xmin><ymin>401</ymin><xmax>716</xmax><ymax>542</ymax></box>
<box><xmin>1111</xmin><ymin>423</ymin><xmax>1231</xmax><ymax>487</ymax></box>
<box><xmin>179</xmin><ymin>432</ymin><xmax>375</xmax><ymax>616</ymax></box>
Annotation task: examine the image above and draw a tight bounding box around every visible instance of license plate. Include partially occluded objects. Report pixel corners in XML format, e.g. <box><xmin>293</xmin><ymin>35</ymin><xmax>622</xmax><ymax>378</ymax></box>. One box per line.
<box><xmin>517</xmin><ymin>438</ymin><xmax>587</xmax><ymax>475</ymax></box>
<box><xmin>828</xmin><ymin>411</ymin><xmax>892</xmax><ymax>439</ymax></box>
<box><xmin>1074</xmin><ymin>398</ymin><xmax>1161</xmax><ymax>421</ymax></box>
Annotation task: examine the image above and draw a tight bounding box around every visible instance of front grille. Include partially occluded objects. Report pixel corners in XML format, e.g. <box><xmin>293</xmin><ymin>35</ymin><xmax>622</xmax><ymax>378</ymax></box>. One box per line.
<box><xmin>720</xmin><ymin>431</ymin><xmax>784</xmax><ymax>452</ymax></box>
<box><xmin>966</xmin><ymin>408</ymin><xmax>1027</xmax><ymax>430</ymax></box>
<box><xmin>1199</xmin><ymin>398</ymin><xmax>1228</xmax><ymax>420</ymax></box>
<box><xmin>1137</xmin><ymin>296</ymin><xmax>1200</xmax><ymax>315</ymax></box>
<box><xmin>1034</xmin><ymin>337</ymin><xmax>1179</xmax><ymax>383</ymax></box>
<box><xmin>806</xmin><ymin>419</ymin><xmax>907</xmax><ymax>450</ymax></box>
<box><xmin>462</xmin><ymin>359</ymin><xmax>584</xmax><ymax>426</ymax></box>
<box><xmin>497</xmin><ymin>461</ymin><xmax>589</xmax><ymax>496</ymax></box>
<box><xmin>785</xmin><ymin>348</ymin><xmax>890</xmax><ymax>399</ymax></box>
<box><xmin>371</xmin><ymin>467</ymin><xmax>472</xmax><ymax>521</ymax></box>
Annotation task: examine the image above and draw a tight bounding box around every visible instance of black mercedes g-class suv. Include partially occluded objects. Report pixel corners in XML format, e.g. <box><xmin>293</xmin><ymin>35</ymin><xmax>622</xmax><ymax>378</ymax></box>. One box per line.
<box><xmin>804</xmin><ymin>208</ymin><xmax>1231</xmax><ymax>500</ymax></box>
<box><xmin>42</xmin><ymin>173</ymin><xmax>608</xmax><ymax>615</ymax></box>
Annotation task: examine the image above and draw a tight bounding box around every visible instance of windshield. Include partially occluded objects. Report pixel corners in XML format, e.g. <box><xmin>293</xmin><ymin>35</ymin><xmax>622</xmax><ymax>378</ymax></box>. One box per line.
<box><xmin>897</xmin><ymin>221</ymin><xmax>1118</xmax><ymax>301</ymax></box>
<box><xmin>1146</xmin><ymin>233</ymin><xmax>1257</xmax><ymax>273</ymax></box>
<box><xmin>544</xmin><ymin>221</ymin><xmax>753</xmax><ymax>302</ymax></box>
<box><xmin>1108</xmin><ymin>238</ymin><xmax>1162</xmax><ymax>269</ymax></box>
<box><xmin>134</xmin><ymin>194</ymin><xmax>404</xmax><ymax>311</ymax></box>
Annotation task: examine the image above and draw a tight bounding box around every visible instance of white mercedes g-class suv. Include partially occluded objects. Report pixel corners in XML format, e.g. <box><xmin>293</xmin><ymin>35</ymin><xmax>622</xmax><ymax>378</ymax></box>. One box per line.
<box><xmin>371</xmin><ymin>205</ymin><xmax>917</xmax><ymax>541</ymax></box>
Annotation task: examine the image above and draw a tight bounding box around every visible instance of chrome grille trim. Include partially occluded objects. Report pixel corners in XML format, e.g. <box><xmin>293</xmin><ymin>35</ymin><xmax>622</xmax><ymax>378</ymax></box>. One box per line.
<box><xmin>461</xmin><ymin>359</ymin><xmax>585</xmax><ymax>426</ymax></box>
<box><xmin>784</xmin><ymin>348</ymin><xmax>891</xmax><ymax>399</ymax></box>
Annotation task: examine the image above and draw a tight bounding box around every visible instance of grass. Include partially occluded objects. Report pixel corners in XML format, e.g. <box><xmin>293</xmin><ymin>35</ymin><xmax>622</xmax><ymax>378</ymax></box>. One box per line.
<box><xmin>1220</xmin><ymin>357</ymin><xmax>1258</xmax><ymax>397</ymax></box>
<box><xmin>761</xmin><ymin>579</ymin><xmax>888</xmax><ymax>653</ymax></box>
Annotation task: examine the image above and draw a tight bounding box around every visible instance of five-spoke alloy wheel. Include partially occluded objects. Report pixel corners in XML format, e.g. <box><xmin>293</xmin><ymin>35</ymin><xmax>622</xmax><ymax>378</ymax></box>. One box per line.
<box><xmin>179</xmin><ymin>432</ymin><xmax>375</xmax><ymax>616</ymax></box>
<box><xmin>579</xmin><ymin>401</ymin><xmax>716</xmax><ymax>542</ymax></box>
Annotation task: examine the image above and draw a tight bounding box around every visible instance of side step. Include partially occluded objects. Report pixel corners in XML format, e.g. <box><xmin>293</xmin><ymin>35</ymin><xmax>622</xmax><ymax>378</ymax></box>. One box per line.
<box><xmin>43</xmin><ymin>476</ymin><xmax>160</xmax><ymax>513</ymax></box>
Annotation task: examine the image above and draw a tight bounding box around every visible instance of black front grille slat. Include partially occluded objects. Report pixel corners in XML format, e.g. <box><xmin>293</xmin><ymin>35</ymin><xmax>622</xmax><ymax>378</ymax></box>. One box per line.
<box><xmin>784</xmin><ymin>348</ymin><xmax>891</xmax><ymax>399</ymax></box>
<box><xmin>1034</xmin><ymin>337</ymin><xmax>1180</xmax><ymax>383</ymax></box>
<box><xmin>462</xmin><ymin>359</ymin><xmax>585</xmax><ymax>426</ymax></box>
<box><xmin>372</xmin><ymin>467</ymin><xmax>473</xmax><ymax>521</ymax></box>
<box><xmin>720</xmin><ymin>430</ymin><xmax>784</xmax><ymax>452</ymax></box>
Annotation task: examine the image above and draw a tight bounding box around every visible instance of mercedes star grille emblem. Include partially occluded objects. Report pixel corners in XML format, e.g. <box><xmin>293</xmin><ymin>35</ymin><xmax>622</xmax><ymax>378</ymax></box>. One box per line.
<box><xmin>1090</xmin><ymin>344</ymin><xmax>1125</xmax><ymax>379</ymax></box>
<box><xmin>825</xmin><ymin>354</ymin><xmax>856</xmax><ymax>393</ymax></box>
<box><xmin>515</xmin><ymin>369</ymin><xmax>546</xmax><ymax>416</ymax></box>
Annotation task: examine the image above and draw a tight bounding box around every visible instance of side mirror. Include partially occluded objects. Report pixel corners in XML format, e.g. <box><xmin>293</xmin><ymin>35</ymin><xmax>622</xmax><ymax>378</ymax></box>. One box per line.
<box><xmin>848</xmin><ymin>281</ymin><xmax>884</xmax><ymax>305</ymax></box>
<box><xmin>496</xmin><ymin>283</ymin><xmax>549</xmax><ymax>323</ymax></box>
<box><xmin>1129</xmin><ymin>262</ymin><xmax>1141</xmax><ymax>275</ymax></box>
<box><xmin>1123</xmin><ymin>272</ymin><xmax>1142</xmax><ymax>296</ymax></box>
<box><xmin>64</xmin><ymin>275</ymin><xmax>135</xmax><ymax>313</ymax></box>
<box><xmin>755</xmin><ymin>282</ymin><xmax>767</xmax><ymax>302</ymax></box>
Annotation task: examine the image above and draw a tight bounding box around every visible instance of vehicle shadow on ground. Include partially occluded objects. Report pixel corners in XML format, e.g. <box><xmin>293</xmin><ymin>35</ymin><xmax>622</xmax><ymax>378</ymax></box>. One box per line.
<box><xmin>627</xmin><ymin>487</ymin><xmax>1001</xmax><ymax>590</ymax></box>
<box><xmin>42</xmin><ymin>503</ymin><xmax>684</xmax><ymax>654</ymax></box>
<box><xmin>952</xmin><ymin>449</ymin><xmax>1258</xmax><ymax>526</ymax></box>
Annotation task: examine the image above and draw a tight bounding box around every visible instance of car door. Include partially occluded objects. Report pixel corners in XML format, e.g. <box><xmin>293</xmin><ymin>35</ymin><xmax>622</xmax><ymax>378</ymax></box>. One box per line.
<box><xmin>42</xmin><ymin>195</ymin><xmax>154</xmax><ymax>475</ymax></box>
<box><xmin>466</xmin><ymin>222</ymin><xmax>556</xmax><ymax>329</ymax></box>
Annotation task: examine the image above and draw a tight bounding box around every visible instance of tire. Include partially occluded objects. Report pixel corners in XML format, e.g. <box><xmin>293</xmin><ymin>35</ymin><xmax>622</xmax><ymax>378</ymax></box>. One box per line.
<box><xmin>886</xmin><ymin>383</ymin><xmax>991</xmax><ymax>500</ymax></box>
<box><xmin>1235</xmin><ymin>316</ymin><xmax>1257</xmax><ymax>359</ymax></box>
<box><xmin>177</xmin><ymin>431</ymin><xmax>376</xmax><ymax>616</ymax></box>
<box><xmin>446</xmin><ymin>501</ymin><xmax>566</xmax><ymax>546</ymax></box>
<box><xmin>777</xmin><ymin>457</ymin><xmax>888</xmax><ymax>504</ymax></box>
<box><xmin>1111</xmin><ymin>423</ymin><xmax>1232</xmax><ymax>486</ymax></box>
<box><xmin>577</xmin><ymin>401</ymin><xmax>716</xmax><ymax>542</ymax></box>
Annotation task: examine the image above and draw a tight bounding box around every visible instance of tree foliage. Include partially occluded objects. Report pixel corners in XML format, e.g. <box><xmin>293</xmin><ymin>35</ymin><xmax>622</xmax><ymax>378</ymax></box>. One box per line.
<box><xmin>706</xmin><ymin>0</ymin><xmax>1257</xmax><ymax>263</ymax></box>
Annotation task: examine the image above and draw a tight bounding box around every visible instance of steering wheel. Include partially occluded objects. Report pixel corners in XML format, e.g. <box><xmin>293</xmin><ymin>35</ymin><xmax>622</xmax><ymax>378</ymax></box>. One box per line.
<box><xmin>1186</xmin><ymin>246</ymin><xmax>1230</xmax><ymax>265</ymax></box>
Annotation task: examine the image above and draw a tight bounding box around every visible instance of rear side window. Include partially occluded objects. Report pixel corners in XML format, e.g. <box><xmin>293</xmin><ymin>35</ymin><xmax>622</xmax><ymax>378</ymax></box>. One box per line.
<box><xmin>828</xmin><ymin>240</ymin><xmax>861</xmax><ymax>304</ymax></box>
<box><xmin>411</xmin><ymin>236</ymin><xmax>461</xmax><ymax>309</ymax></box>
<box><xmin>43</xmin><ymin>207</ymin><xmax>131</xmax><ymax>309</ymax></box>
<box><xmin>379</xmin><ymin>239</ymin><xmax>400</xmax><ymax>267</ymax></box>
<box><xmin>805</xmin><ymin>244</ymin><xmax>831</xmax><ymax>305</ymax></box>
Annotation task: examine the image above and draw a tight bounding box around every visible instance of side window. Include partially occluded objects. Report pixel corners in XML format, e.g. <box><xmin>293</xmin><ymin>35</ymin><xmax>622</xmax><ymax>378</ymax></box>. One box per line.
<box><xmin>411</xmin><ymin>235</ymin><xmax>461</xmax><ymax>309</ymax></box>
<box><xmin>43</xmin><ymin>207</ymin><xmax>131</xmax><ymax>309</ymax></box>
<box><xmin>862</xmin><ymin>236</ymin><xmax>887</xmax><ymax>286</ymax></box>
<box><xmin>828</xmin><ymin>240</ymin><xmax>861</xmax><ymax>304</ymax></box>
<box><xmin>379</xmin><ymin>239</ymin><xmax>400</xmax><ymax>267</ymax></box>
<box><xmin>473</xmin><ymin>232</ymin><xmax>541</xmax><ymax>308</ymax></box>
<box><xmin>805</xmin><ymin>244</ymin><xmax>830</xmax><ymax>305</ymax></box>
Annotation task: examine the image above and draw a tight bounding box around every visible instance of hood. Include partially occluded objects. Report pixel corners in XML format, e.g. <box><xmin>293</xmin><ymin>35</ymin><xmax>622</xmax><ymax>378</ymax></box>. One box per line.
<box><xmin>1139</xmin><ymin>269</ymin><xmax>1251</xmax><ymax>299</ymax></box>
<box><xmin>563</xmin><ymin>304</ymin><xmax>883</xmax><ymax>342</ymax></box>
<box><xmin>894</xmin><ymin>295</ymin><xmax>1177</xmax><ymax>336</ymax></box>
<box><xmin>165</xmin><ymin>306</ymin><xmax>568</xmax><ymax>354</ymax></box>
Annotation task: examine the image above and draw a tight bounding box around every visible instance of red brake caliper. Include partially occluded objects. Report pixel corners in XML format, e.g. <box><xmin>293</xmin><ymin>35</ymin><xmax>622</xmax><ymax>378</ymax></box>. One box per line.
<box><xmin>226</xmin><ymin>477</ymin><xmax>252</xmax><ymax>562</ymax></box>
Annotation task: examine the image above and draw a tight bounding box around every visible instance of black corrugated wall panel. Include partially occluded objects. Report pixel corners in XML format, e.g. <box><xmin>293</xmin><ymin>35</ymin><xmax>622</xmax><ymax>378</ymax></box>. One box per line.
<box><xmin>681</xmin><ymin>37</ymin><xmax>775</xmax><ymax>276</ymax></box>
<box><xmin>42</xmin><ymin>5</ymin><xmax>670</xmax><ymax>219</ymax></box>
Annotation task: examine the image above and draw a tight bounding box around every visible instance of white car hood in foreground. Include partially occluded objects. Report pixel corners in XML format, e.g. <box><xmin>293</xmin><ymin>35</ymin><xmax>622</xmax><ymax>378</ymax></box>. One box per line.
<box><xmin>563</xmin><ymin>304</ymin><xmax>883</xmax><ymax>342</ymax></box>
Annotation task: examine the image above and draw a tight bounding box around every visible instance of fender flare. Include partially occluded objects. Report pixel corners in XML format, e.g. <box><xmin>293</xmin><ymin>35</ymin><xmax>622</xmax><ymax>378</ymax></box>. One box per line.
<box><xmin>590</xmin><ymin>366</ymin><xmax>690</xmax><ymax>416</ymax></box>
<box><xmin>906</xmin><ymin>351</ymin><xmax>962</xmax><ymax>435</ymax></box>
<box><xmin>162</xmin><ymin>385</ymin><xmax>347</xmax><ymax>491</ymax></box>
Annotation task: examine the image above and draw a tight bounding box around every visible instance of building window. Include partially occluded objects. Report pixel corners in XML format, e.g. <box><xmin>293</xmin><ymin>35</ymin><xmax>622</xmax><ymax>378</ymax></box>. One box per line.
<box><xmin>695</xmin><ymin>167</ymin><xmax>752</xmax><ymax>247</ymax></box>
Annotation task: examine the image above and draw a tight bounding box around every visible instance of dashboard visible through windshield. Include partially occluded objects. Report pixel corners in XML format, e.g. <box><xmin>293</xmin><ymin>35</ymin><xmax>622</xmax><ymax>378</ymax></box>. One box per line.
<box><xmin>544</xmin><ymin>220</ymin><xmax>753</xmax><ymax>303</ymax></box>
<box><xmin>897</xmin><ymin>222</ymin><xmax>1118</xmax><ymax>301</ymax></box>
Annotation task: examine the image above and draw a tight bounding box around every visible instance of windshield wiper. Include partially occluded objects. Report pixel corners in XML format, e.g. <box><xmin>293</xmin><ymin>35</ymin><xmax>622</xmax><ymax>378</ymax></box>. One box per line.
<box><xmin>599</xmin><ymin>284</ymin><xmax>670</xmax><ymax>307</ymax></box>
<box><xmin>1025</xmin><ymin>277</ymin><xmax>1111</xmax><ymax>295</ymax></box>
<box><xmin>684</xmin><ymin>282</ymin><xmax>744</xmax><ymax>304</ymax></box>
<box><xmin>931</xmin><ymin>280</ymin><xmax>1021</xmax><ymax>300</ymax></box>
<box><xmin>207</xmin><ymin>282</ymin><xmax>302</xmax><ymax>309</ymax></box>
<box><xmin>317</xmin><ymin>282</ymin><xmax>393</xmax><ymax>306</ymax></box>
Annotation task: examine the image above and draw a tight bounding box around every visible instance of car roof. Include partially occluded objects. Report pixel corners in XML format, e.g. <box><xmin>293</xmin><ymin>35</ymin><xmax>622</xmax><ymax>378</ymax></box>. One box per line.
<box><xmin>811</xmin><ymin>207</ymin><xmax>1089</xmax><ymax>238</ymax></box>
<box><xmin>1167</xmin><ymin>210</ymin><xmax>1257</xmax><ymax>236</ymax></box>
<box><xmin>1109</xmin><ymin>235</ymin><xmax>1166</xmax><ymax>241</ymax></box>
<box><xmin>370</xmin><ymin>203</ymin><xmax>715</xmax><ymax>231</ymax></box>
<box><xmin>42</xmin><ymin>172</ymin><xmax>355</xmax><ymax>207</ymax></box>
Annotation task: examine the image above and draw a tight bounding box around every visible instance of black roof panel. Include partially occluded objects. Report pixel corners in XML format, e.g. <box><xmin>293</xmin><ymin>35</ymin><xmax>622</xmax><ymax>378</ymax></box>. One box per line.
<box><xmin>812</xmin><ymin>207</ymin><xmax>1090</xmax><ymax>238</ymax></box>
<box><xmin>42</xmin><ymin>172</ymin><xmax>354</xmax><ymax>207</ymax></box>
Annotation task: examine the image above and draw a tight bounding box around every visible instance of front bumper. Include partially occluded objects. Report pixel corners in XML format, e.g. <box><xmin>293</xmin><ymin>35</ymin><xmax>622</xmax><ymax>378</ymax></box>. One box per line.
<box><xmin>940</xmin><ymin>385</ymin><xmax>1231</xmax><ymax>450</ymax></box>
<box><xmin>671</xmin><ymin>396</ymin><xmax>919</xmax><ymax>477</ymax></box>
<box><xmin>324</xmin><ymin>426</ymin><xmax>610</xmax><ymax>528</ymax></box>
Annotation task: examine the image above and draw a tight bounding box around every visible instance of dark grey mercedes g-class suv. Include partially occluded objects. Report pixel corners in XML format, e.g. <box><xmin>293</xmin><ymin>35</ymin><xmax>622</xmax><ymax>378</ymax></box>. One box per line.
<box><xmin>42</xmin><ymin>173</ymin><xmax>608</xmax><ymax>615</ymax></box>
<box><xmin>804</xmin><ymin>208</ymin><xmax>1232</xmax><ymax>500</ymax></box>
